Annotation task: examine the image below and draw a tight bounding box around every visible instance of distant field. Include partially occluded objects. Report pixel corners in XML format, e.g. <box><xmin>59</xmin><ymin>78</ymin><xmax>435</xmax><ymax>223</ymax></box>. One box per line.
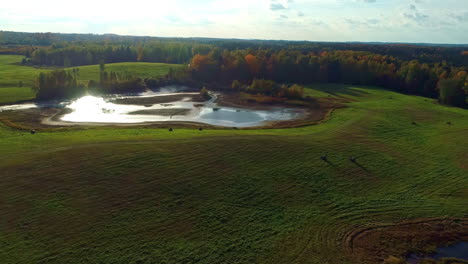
<box><xmin>0</xmin><ymin>83</ymin><xmax>467</xmax><ymax>263</ymax></box>
<box><xmin>0</xmin><ymin>55</ymin><xmax>184</xmax><ymax>104</ymax></box>
<box><xmin>0</xmin><ymin>55</ymin><xmax>49</xmax><ymax>87</ymax></box>
<box><xmin>0</xmin><ymin>87</ymin><xmax>35</xmax><ymax>104</ymax></box>
<box><xmin>75</xmin><ymin>62</ymin><xmax>184</xmax><ymax>84</ymax></box>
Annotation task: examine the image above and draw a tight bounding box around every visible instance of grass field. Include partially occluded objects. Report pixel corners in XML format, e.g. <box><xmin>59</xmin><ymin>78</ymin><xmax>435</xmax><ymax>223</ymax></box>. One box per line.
<box><xmin>0</xmin><ymin>87</ymin><xmax>36</xmax><ymax>104</ymax></box>
<box><xmin>75</xmin><ymin>62</ymin><xmax>183</xmax><ymax>84</ymax></box>
<box><xmin>0</xmin><ymin>55</ymin><xmax>184</xmax><ymax>104</ymax></box>
<box><xmin>0</xmin><ymin>73</ymin><xmax>467</xmax><ymax>264</ymax></box>
<box><xmin>0</xmin><ymin>55</ymin><xmax>50</xmax><ymax>88</ymax></box>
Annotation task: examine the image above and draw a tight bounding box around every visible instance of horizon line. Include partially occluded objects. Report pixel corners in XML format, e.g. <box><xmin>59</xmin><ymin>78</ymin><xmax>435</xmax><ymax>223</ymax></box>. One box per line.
<box><xmin>2</xmin><ymin>30</ymin><xmax>468</xmax><ymax>47</ymax></box>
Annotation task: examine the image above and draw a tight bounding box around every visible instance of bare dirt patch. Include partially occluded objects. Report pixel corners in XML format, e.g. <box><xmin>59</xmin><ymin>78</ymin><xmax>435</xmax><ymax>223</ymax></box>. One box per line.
<box><xmin>217</xmin><ymin>92</ymin><xmax>346</xmax><ymax>110</ymax></box>
<box><xmin>0</xmin><ymin>108</ymin><xmax>63</xmax><ymax>130</ymax></box>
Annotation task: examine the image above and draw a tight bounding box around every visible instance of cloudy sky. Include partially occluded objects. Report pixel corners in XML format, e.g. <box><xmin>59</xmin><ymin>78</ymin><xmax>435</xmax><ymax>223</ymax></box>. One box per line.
<box><xmin>1</xmin><ymin>0</ymin><xmax>467</xmax><ymax>44</ymax></box>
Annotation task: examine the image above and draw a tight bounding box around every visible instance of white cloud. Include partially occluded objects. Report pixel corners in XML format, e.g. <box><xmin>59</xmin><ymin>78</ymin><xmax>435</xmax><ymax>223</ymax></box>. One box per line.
<box><xmin>0</xmin><ymin>0</ymin><xmax>467</xmax><ymax>43</ymax></box>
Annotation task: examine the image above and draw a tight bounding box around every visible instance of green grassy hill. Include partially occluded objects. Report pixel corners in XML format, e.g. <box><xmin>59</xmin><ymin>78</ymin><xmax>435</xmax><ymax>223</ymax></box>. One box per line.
<box><xmin>0</xmin><ymin>55</ymin><xmax>49</xmax><ymax>88</ymax></box>
<box><xmin>75</xmin><ymin>62</ymin><xmax>183</xmax><ymax>84</ymax></box>
<box><xmin>0</xmin><ymin>55</ymin><xmax>184</xmax><ymax>104</ymax></box>
<box><xmin>0</xmin><ymin>55</ymin><xmax>46</xmax><ymax>103</ymax></box>
<box><xmin>0</xmin><ymin>82</ymin><xmax>467</xmax><ymax>263</ymax></box>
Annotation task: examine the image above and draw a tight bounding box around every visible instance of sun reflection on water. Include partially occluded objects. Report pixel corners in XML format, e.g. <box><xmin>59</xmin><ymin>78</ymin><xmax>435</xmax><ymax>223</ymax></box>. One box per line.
<box><xmin>0</xmin><ymin>87</ymin><xmax>304</xmax><ymax>126</ymax></box>
<box><xmin>62</xmin><ymin>95</ymin><xmax>133</xmax><ymax>123</ymax></box>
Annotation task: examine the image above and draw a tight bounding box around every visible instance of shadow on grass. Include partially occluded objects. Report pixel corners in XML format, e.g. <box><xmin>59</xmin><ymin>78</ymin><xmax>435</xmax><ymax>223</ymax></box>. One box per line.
<box><xmin>352</xmin><ymin>161</ymin><xmax>369</xmax><ymax>172</ymax></box>
<box><xmin>322</xmin><ymin>158</ymin><xmax>369</xmax><ymax>172</ymax></box>
<box><xmin>326</xmin><ymin>89</ymin><xmax>368</xmax><ymax>98</ymax></box>
<box><xmin>309</xmin><ymin>83</ymin><xmax>372</xmax><ymax>98</ymax></box>
<box><xmin>322</xmin><ymin>159</ymin><xmax>338</xmax><ymax>168</ymax></box>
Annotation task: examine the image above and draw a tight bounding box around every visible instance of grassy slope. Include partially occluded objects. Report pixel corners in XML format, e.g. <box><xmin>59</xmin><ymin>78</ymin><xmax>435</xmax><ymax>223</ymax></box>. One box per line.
<box><xmin>75</xmin><ymin>62</ymin><xmax>183</xmax><ymax>84</ymax></box>
<box><xmin>0</xmin><ymin>55</ymin><xmax>49</xmax><ymax>88</ymax></box>
<box><xmin>0</xmin><ymin>55</ymin><xmax>184</xmax><ymax>104</ymax></box>
<box><xmin>0</xmin><ymin>83</ymin><xmax>467</xmax><ymax>263</ymax></box>
<box><xmin>0</xmin><ymin>55</ymin><xmax>46</xmax><ymax>103</ymax></box>
<box><xmin>0</xmin><ymin>87</ymin><xmax>36</xmax><ymax>104</ymax></box>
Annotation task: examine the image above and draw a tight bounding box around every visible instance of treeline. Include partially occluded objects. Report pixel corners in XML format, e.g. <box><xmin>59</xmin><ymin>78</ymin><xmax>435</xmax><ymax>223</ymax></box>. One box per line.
<box><xmin>243</xmin><ymin>80</ymin><xmax>305</xmax><ymax>99</ymax></box>
<box><xmin>0</xmin><ymin>45</ymin><xmax>32</xmax><ymax>55</ymax></box>
<box><xmin>23</xmin><ymin>41</ymin><xmax>468</xmax><ymax>68</ymax></box>
<box><xmin>4</xmin><ymin>30</ymin><xmax>467</xmax><ymax>67</ymax></box>
<box><xmin>287</xmin><ymin>43</ymin><xmax>468</xmax><ymax>67</ymax></box>
<box><xmin>0</xmin><ymin>31</ymin><xmax>162</xmax><ymax>46</ymax></box>
<box><xmin>190</xmin><ymin>49</ymin><xmax>468</xmax><ymax>107</ymax></box>
<box><xmin>33</xmin><ymin>68</ymin><xmax>148</xmax><ymax>99</ymax></box>
<box><xmin>25</xmin><ymin>42</ymin><xmax>213</xmax><ymax>66</ymax></box>
<box><xmin>32</xmin><ymin>49</ymin><xmax>468</xmax><ymax>107</ymax></box>
<box><xmin>16</xmin><ymin>31</ymin><xmax>467</xmax><ymax>106</ymax></box>
<box><xmin>33</xmin><ymin>64</ymin><xmax>189</xmax><ymax>99</ymax></box>
<box><xmin>33</xmin><ymin>69</ymin><xmax>83</xmax><ymax>100</ymax></box>
<box><xmin>87</xmin><ymin>63</ymin><xmax>146</xmax><ymax>94</ymax></box>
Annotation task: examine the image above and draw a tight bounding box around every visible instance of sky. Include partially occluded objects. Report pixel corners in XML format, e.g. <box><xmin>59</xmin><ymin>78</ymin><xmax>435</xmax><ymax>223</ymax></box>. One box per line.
<box><xmin>1</xmin><ymin>0</ymin><xmax>468</xmax><ymax>44</ymax></box>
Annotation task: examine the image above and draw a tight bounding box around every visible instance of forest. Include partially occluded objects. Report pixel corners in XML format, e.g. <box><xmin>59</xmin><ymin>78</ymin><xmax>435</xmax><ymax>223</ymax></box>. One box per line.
<box><xmin>189</xmin><ymin>49</ymin><xmax>468</xmax><ymax>107</ymax></box>
<box><xmin>1</xmin><ymin>31</ymin><xmax>467</xmax><ymax>107</ymax></box>
<box><xmin>2</xmin><ymin>31</ymin><xmax>468</xmax><ymax>66</ymax></box>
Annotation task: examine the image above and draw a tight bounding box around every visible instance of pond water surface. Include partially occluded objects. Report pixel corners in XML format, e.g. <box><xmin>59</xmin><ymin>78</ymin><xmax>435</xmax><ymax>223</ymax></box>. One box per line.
<box><xmin>0</xmin><ymin>86</ymin><xmax>304</xmax><ymax>127</ymax></box>
<box><xmin>407</xmin><ymin>242</ymin><xmax>468</xmax><ymax>263</ymax></box>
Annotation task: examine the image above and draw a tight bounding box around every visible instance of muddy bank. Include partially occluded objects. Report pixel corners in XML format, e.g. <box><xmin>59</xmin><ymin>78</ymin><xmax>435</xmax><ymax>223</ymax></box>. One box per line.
<box><xmin>0</xmin><ymin>108</ymin><xmax>63</xmax><ymax>130</ymax></box>
<box><xmin>344</xmin><ymin>218</ymin><xmax>468</xmax><ymax>264</ymax></box>
<box><xmin>0</xmin><ymin>90</ymin><xmax>345</xmax><ymax>130</ymax></box>
<box><xmin>214</xmin><ymin>93</ymin><xmax>346</xmax><ymax>129</ymax></box>
<box><xmin>217</xmin><ymin>92</ymin><xmax>347</xmax><ymax>110</ymax></box>
<box><xmin>1</xmin><ymin>105</ymin><xmax>326</xmax><ymax>130</ymax></box>
<box><xmin>111</xmin><ymin>93</ymin><xmax>204</xmax><ymax>105</ymax></box>
<box><xmin>128</xmin><ymin>109</ymin><xmax>191</xmax><ymax>116</ymax></box>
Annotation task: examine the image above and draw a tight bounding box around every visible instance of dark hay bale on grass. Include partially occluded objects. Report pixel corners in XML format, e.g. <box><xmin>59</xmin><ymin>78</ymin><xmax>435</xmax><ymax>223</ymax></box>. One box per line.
<box><xmin>30</xmin><ymin>129</ymin><xmax>36</xmax><ymax>135</ymax></box>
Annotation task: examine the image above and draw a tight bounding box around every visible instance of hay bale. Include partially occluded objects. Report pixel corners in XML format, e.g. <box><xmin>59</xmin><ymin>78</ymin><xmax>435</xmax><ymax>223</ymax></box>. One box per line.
<box><xmin>30</xmin><ymin>129</ymin><xmax>36</xmax><ymax>135</ymax></box>
<box><xmin>199</xmin><ymin>127</ymin><xmax>203</xmax><ymax>131</ymax></box>
<box><xmin>169</xmin><ymin>128</ymin><xmax>173</xmax><ymax>132</ymax></box>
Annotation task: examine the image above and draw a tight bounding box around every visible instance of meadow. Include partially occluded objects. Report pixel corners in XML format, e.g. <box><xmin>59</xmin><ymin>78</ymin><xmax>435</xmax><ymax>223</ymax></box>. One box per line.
<box><xmin>0</xmin><ymin>55</ymin><xmax>467</xmax><ymax>263</ymax></box>
<box><xmin>0</xmin><ymin>55</ymin><xmax>183</xmax><ymax>104</ymax></box>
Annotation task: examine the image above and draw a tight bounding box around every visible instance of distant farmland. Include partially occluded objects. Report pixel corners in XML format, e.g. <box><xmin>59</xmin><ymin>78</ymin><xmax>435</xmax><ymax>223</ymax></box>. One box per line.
<box><xmin>0</xmin><ymin>55</ymin><xmax>183</xmax><ymax>104</ymax></box>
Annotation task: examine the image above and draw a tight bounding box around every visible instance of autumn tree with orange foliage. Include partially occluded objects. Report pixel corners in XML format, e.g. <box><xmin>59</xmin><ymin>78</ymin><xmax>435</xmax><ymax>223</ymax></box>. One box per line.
<box><xmin>245</xmin><ymin>54</ymin><xmax>261</xmax><ymax>78</ymax></box>
<box><xmin>188</xmin><ymin>48</ymin><xmax>466</xmax><ymax>107</ymax></box>
<box><xmin>191</xmin><ymin>54</ymin><xmax>218</xmax><ymax>82</ymax></box>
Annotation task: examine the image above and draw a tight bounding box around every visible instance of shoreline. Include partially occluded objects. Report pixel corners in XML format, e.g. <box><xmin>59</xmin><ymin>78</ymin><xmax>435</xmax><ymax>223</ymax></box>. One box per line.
<box><xmin>0</xmin><ymin>90</ymin><xmax>344</xmax><ymax>130</ymax></box>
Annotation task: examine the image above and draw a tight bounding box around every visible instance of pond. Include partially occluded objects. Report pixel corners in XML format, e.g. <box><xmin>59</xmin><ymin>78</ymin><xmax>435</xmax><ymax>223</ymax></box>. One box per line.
<box><xmin>407</xmin><ymin>242</ymin><xmax>468</xmax><ymax>263</ymax></box>
<box><xmin>0</xmin><ymin>86</ymin><xmax>304</xmax><ymax>128</ymax></box>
